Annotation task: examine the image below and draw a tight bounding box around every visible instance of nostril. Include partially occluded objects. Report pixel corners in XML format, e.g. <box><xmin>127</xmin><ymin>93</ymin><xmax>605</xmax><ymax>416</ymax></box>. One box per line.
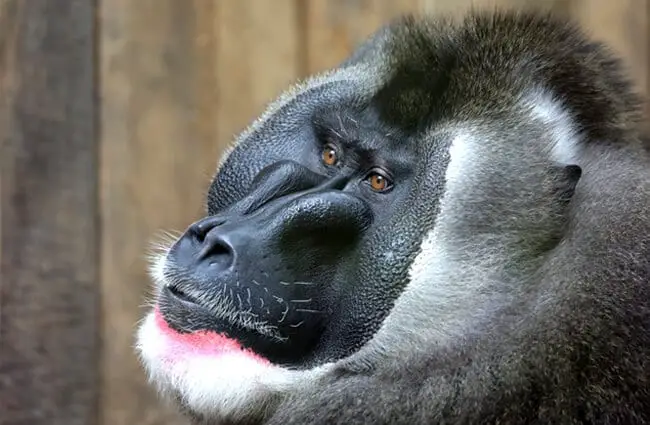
<box><xmin>196</xmin><ymin>230</ymin><xmax>235</xmax><ymax>269</ymax></box>
<box><xmin>190</xmin><ymin>216</ymin><xmax>225</xmax><ymax>243</ymax></box>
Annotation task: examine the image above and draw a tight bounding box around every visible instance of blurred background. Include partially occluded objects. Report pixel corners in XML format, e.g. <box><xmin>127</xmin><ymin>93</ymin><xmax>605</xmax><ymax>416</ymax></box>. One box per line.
<box><xmin>0</xmin><ymin>1</ymin><xmax>647</xmax><ymax>424</ymax></box>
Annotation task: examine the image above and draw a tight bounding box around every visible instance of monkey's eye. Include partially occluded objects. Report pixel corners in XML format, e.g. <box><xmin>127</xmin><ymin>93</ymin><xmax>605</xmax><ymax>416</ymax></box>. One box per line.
<box><xmin>366</xmin><ymin>171</ymin><xmax>393</xmax><ymax>192</ymax></box>
<box><xmin>321</xmin><ymin>143</ymin><xmax>340</xmax><ymax>167</ymax></box>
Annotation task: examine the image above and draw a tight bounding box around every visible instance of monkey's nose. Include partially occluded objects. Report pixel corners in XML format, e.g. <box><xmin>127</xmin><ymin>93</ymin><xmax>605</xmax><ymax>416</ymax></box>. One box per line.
<box><xmin>196</xmin><ymin>228</ymin><xmax>235</xmax><ymax>270</ymax></box>
<box><xmin>173</xmin><ymin>217</ymin><xmax>236</xmax><ymax>272</ymax></box>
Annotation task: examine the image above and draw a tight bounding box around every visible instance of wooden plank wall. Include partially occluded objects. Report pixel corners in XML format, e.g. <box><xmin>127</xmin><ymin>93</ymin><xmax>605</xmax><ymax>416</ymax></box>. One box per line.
<box><xmin>1</xmin><ymin>1</ymin><xmax>647</xmax><ymax>424</ymax></box>
<box><xmin>0</xmin><ymin>1</ymin><xmax>99</xmax><ymax>425</ymax></box>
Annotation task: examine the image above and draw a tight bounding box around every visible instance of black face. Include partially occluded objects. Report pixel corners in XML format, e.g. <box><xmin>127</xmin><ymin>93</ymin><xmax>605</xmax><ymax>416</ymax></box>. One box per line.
<box><xmin>158</xmin><ymin>79</ymin><xmax>449</xmax><ymax>367</ymax></box>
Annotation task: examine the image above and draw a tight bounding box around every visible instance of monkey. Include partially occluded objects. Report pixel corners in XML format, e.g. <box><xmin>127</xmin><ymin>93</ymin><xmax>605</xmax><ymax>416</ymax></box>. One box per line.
<box><xmin>135</xmin><ymin>9</ymin><xmax>650</xmax><ymax>425</ymax></box>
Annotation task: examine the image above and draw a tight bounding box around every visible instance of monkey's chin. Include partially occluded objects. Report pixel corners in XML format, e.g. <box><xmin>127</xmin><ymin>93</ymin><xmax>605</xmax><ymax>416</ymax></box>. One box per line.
<box><xmin>136</xmin><ymin>308</ymin><xmax>327</xmax><ymax>420</ymax></box>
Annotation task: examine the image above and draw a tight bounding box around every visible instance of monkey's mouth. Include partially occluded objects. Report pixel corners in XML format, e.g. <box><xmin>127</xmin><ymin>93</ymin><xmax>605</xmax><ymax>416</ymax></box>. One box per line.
<box><xmin>158</xmin><ymin>284</ymin><xmax>244</xmax><ymax>332</ymax></box>
<box><xmin>156</xmin><ymin>283</ymin><xmax>288</xmax><ymax>363</ymax></box>
<box><xmin>148</xmin><ymin>307</ymin><xmax>270</xmax><ymax>363</ymax></box>
<box><xmin>165</xmin><ymin>285</ymin><xmax>197</xmax><ymax>305</ymax></box>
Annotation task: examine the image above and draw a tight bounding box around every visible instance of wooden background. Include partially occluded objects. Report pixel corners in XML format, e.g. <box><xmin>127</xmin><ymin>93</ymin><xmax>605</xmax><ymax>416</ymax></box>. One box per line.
<box><xmin>0</xmin><ymin>1</ymin><xmax>647</xmax><ymax>424</ymax></box>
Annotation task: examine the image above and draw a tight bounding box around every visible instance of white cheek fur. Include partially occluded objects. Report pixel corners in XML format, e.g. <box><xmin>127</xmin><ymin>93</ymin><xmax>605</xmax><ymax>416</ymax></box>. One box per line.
<box><xmin>523</xmin><ymin>88</ymin><xmax>582</xmax><ymax>166</ymax></box>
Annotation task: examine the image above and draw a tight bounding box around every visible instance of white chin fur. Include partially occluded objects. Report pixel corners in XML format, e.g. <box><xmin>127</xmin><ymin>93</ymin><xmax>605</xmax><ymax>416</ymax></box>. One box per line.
<box><xmin>136</xmin><ymin>311</ymin><xmax>331</xmax><ymax>420</ymax></box>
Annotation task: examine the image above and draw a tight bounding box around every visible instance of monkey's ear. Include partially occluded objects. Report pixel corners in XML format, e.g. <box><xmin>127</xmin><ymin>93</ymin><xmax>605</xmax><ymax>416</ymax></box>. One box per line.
<box><xmin>550</xmin><ymin>164</ymin><xmax>582</xmax><ymax>203</ymax></box>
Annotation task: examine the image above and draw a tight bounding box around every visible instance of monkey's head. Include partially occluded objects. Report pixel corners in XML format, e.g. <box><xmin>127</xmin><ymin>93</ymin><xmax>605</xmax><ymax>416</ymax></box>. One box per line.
<box><xmin>136</xmin><ymin>11</ymin><xmax>642</xmax><ymax>424</ymax></box>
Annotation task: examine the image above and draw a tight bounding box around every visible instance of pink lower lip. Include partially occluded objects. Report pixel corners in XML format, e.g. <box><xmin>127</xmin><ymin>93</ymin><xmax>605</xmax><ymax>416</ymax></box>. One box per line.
<box><xmin>153</xmin><ymin>308</ymin><xmax>270</xmax><ymax>364</ymax></box>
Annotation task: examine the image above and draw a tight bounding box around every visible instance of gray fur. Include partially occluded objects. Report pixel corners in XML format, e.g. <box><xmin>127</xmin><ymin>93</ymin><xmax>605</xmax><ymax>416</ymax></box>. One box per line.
<box><xmin>139</xmin><ymin>10</ymin><xmax>650</xmax><ymax>424</ymax></box>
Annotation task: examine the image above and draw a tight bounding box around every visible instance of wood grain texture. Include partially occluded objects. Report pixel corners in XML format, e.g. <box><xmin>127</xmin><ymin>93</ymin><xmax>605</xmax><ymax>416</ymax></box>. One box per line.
<box><xmin>304</xmin><ymin>0</ymin><xmax>422</xmax><ymax>74</ymax></box>
<box><xmin>0</xmin><ymin>1</ymin><xmax>99</xmax><ymax>424</ymax></box>
<box><xmin>419</xmin><ymin>0</ymin><xmax>572</xmax><ymax>17</ymax></box>
<box><xmin>215</xmin><ymin>0</ymin><xmax>301</xmax><ymax>147</ymax></box>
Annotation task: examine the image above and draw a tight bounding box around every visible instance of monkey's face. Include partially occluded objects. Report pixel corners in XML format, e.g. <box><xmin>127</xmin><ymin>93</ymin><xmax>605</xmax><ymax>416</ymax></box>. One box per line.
<box><xmin>156</xmin><ymin>108</ymin><xmax>426</xmax><ymax>354</ymax></box>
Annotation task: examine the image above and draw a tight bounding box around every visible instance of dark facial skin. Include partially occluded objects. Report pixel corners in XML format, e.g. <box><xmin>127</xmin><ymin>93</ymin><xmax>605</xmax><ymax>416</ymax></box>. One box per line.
<box><xmin>158</xmin><ymin>106</ymin><xmax>424</xmax><ymax>367</ymax></box>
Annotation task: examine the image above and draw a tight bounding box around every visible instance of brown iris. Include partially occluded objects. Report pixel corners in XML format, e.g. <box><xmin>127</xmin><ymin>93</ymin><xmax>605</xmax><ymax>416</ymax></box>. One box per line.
<box><xmin>368</xmin><ymin>173</ymin><xmax>389</xmax><ymax>191</ymax></box>
<box><xmin>322</xmin><ymin>144</ymin><xmax>339</xmax><ymax>166</ymax></box>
